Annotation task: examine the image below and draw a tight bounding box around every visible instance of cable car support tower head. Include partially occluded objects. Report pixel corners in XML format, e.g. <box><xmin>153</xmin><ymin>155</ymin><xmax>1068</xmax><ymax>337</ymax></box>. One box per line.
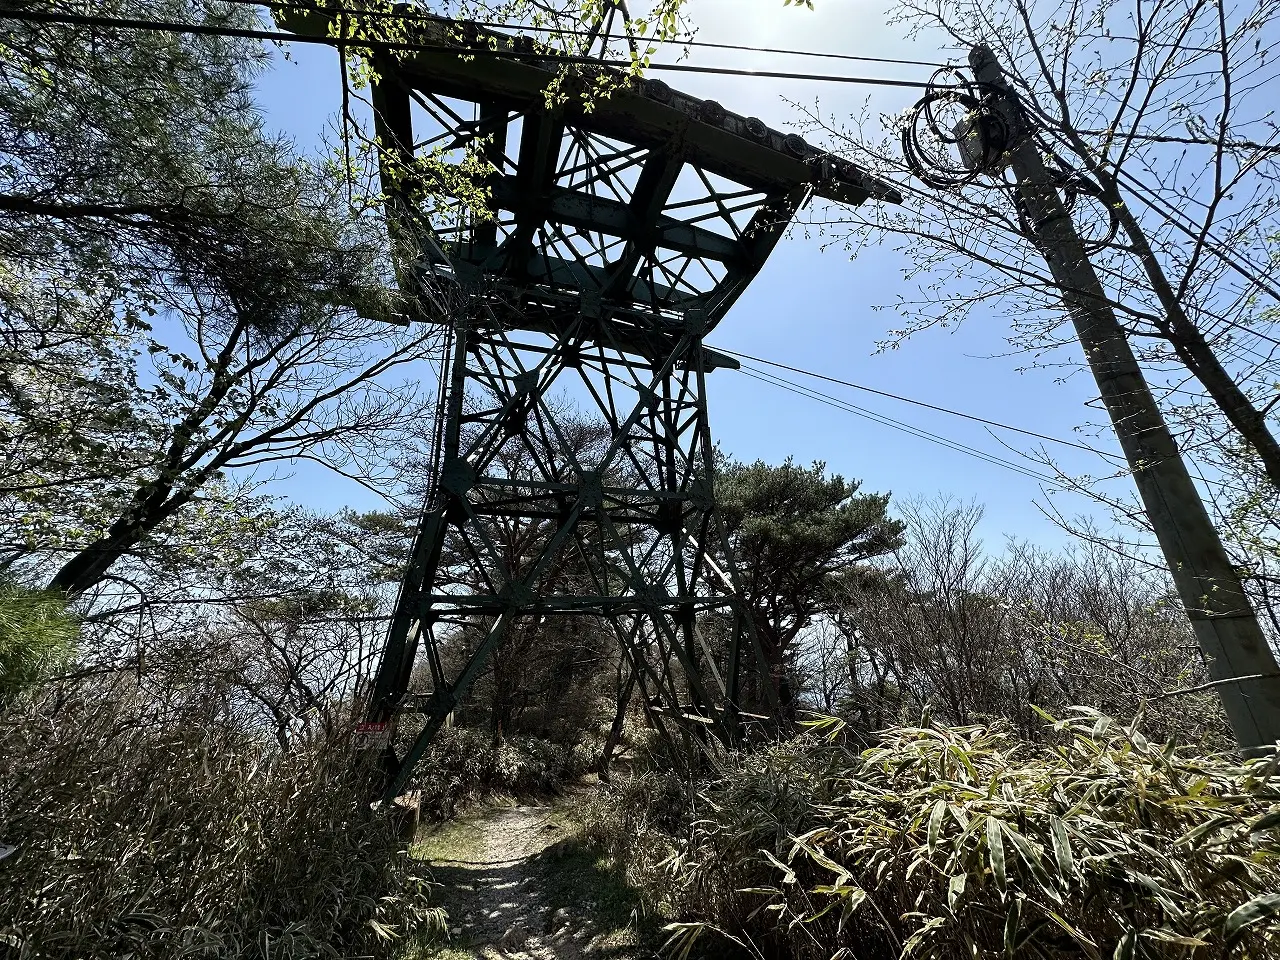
<box><xmin>278</xmin><ymin>1</ymin><xmax>900</xmax><ymax>800</ymax></box>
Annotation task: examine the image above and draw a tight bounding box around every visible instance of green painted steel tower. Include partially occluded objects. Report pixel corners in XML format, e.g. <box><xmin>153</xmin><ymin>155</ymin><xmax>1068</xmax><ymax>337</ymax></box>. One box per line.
<box><xmin>280</xmin><ymin>3</ymin><xmax>898</xmax><ymax>797</ymax></box>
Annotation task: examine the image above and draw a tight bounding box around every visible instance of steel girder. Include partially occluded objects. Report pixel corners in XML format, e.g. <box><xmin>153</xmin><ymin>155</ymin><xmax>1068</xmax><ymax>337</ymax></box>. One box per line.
<box><xmin>278</xmin><ymin>6</ymin><xmax>897</xmax><ymax>798</ymax></box>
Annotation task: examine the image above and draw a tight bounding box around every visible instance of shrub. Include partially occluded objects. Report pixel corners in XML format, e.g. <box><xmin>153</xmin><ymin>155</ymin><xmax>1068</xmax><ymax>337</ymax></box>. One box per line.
<box><xmin>413</xmin><ymin>726</ymin><xmax>600</xmax><ymax>818</ymax></box>
<box><xmin>592</xmin><ymin>711</ymin><xmax>1280</xmax><ymax>960</ymax></box>
<box><xmin>0</xmin><ymin>694</ymin><xmax>445</xmax><ymax>959</ymax></box>
<box><xmin>578</xmin><ymin>767</ymin><xmax>691</xmax><ymax>914</ymax></box>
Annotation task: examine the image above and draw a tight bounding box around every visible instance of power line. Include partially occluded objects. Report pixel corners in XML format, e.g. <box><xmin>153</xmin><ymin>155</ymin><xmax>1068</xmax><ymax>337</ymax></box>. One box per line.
<box><xmin>1073</xmin><ymin>129</ymin><xmax>1280</xmax><ymax>157</ymax></box>
<box><xmin>218</xmin><ymin>0</ymin><xmax>950</xmax><ymax>69</ymax></box>
<box><xmin>1030</xmin><ymin>126</ymin><xmax>1280</xmax><ymax>324</ymax></box>
<box><xmin>1110</xmin><ymin>165</ymin><xmax>1280</xmax><ymax>330</ymax></box>
<box><xmin>5</xmin><ymin>9</ymin><xmax>942</xmax><ymax>89</ymax></box>
<box><xmin>711</xmin><ymin>346</ymin><xmax>1129</xmax><ymax>462</ymax></box>
<box><xmin>14</xmin><ymin>6</ymin><xmax>1248</xmax><ymax>502</ymax></box>
<box><xmin>735</xmin><ymin>363</ymin><xmax>1063</xmax><ymax>484</ymax></box>
<box><xmin>731</xmin><ymin>355</ymin><xmax>1242</xmax><ymax>501</ymax></box>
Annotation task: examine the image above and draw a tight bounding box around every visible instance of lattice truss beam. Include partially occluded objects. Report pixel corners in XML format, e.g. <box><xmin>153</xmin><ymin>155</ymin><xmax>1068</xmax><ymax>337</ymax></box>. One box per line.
<box><xmin>278</xmin><ymin>5</ymin><xmax>898</xmax><ymax>797</ymax></box>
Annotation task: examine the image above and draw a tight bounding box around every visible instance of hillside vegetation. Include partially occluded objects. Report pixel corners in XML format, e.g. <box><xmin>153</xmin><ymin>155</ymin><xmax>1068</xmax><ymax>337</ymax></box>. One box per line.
<box><xmin>583</xmin><ymin>714</ymin><xmax>1280</xmax><ymax>959</ymax></box>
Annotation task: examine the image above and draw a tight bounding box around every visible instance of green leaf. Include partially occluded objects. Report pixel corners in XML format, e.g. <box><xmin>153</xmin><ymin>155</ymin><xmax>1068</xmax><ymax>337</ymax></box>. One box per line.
<box><xmin>1249</xmin><ymin>805</ymin><xmax>1280</xmax><ymax>834</ymax></box>
<box><xmin>1129</xmin><ymin>872</ymin><xmax>1183</xmax><ymax>915</ymax></box>
<box><xmin>1224</xmin><ymin>892</ymin><xmax>1280</xmax><ymax>943</ymax></box>
<box><xmin>1050</xmin><ymin>816</ymin><xmax>1077</xmax><ymax>883</ymax></box>
<box><xmin>949</xmin><ymin>744</ymin><xmax>978</xmax><ymax>779</ymax></box>
<box><xmin>903</xmin><ymin>917</ymin><xmax>947</xmax><ymax>957</ymax></box>
<box><xmin>1112</xmin><ymin>928</ymin><xmax>1136</xmax><ymax>960</ymax></box>
<box><xmin>661</xmin><ymin>922</ymin><xmax>707</xmax><ymax>960</ymax></box>
<box><xmin>837</xmin><ymin>886</ymin><xmax>868</xmax><ymax>930</ymax></box>
<box><xmin>927</xmin><ymin>799</ymin><xmax>946</xmax><ymax>854</ymax></box>
<box><xmin>1177</xmin><ymin>813</ymin><xmax>1239</xmax><ymax>847</ymax></box>
<box><xmin>1139</xmin><ymin>928</ymin><xmax>1209</xmax><ymax>948</ymax></box>
<box><xmin>987</xmin><ymin>817</ymin><xmax>1006</xmax><ymax>895</ymax></box>
<box><xmin>1046</xmin><ymin>911</ymin><xmax>1100</xmax><ymax>959</ymax></box>
<box><xmin>947</xmin><ymin>872</ymin><xmax>966</xmax><ymax>911</ymax></box>
<box><xmin>1005</xmin><ymin>826</ymin><xmax>1059</xmax><ymax>902</ymax></box>
<box><xmin>1028</xmin><ymin>704</ymin><xmax>1058</xmax><ymax>725</ymax></box>
<box><xmin>762</xmin><ymin>850</ymin><xmax>797</xmax><ymax>885</ymax></box>
<box><xmin>1003</xmin><ymin>897</ymin><xmax>1021</xmax><ymax>959</ymax></box>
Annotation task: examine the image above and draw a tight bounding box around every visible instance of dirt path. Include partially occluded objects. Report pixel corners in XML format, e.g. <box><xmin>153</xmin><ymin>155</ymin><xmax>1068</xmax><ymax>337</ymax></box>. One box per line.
<box><xmin>421</xmin><ymin>803</ymin><xmax>655</xmax><ymax>960</ymax></box>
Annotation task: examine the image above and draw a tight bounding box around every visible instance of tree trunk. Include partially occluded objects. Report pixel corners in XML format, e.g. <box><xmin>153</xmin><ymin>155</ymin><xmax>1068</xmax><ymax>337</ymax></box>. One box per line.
<box><xmin>49</xmin><ymin>490</ymin><xmax>186</xmax><ymax>597</ymax></box>
<box><xmin>491</xmin><ymin>647</ymin><xmax>511</xmax><ymax>746</ymax></box>
<box><xmin>755</xmin><ymin>616</ymin><xmax>797</xmax><ymax>723</ymax></box>
<box><xmin>47</xmin><ymin>455</ymin><xmax>211</xmax><ymax>598</ymax></box>
<box><xmin>598</xmin><ymin>661</ymin><xmax>637</xmax><ymax>781</ymax></box>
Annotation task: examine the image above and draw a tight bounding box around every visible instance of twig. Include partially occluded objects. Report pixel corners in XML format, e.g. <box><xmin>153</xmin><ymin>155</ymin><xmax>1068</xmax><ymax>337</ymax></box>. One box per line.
<box><xmin>1147</xmin><ymin>671</ymin><xmax>1280</xmax><ymax>700</ymax></box>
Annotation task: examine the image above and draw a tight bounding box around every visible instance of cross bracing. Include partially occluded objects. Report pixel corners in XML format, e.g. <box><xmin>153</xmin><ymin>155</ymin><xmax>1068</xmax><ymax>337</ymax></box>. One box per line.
<box><xmin>279</xmin><ymin>3</ymin><xmax>898</xmax><ymax>799</ymax></box>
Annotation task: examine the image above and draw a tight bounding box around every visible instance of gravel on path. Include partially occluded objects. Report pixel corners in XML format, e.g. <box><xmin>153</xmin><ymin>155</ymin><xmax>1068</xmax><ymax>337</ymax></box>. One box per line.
<box><xmin>428</xmin><ymin>804</ymin><xmax>653</xmax><ymax>960</ymax></box>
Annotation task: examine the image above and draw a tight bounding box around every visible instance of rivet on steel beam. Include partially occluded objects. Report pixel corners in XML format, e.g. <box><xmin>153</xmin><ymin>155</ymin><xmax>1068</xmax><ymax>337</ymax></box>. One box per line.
<box><xmin>643</xmin><ymin>78</ymin><xmax>672</xmax><ymax>102</ymax></box>
<box><xmin>783</xmin><ymin>134</ymin><xmax>808</xmax><ymax>158</ymax></box>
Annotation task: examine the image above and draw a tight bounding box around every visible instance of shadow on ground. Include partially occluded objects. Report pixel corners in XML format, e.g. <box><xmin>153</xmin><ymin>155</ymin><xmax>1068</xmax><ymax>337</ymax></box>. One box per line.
<box><xmin>414</xmin><ymin>804</ymin><xmax>658</xmax><ymax>960</ymax></box>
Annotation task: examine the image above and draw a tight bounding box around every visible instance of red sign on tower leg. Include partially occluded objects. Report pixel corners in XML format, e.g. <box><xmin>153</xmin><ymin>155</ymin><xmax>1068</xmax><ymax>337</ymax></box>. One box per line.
<box><xmin>353</xmin><ymin>721</ymin><xmax>389</xmax><ymax>749</ymax></box>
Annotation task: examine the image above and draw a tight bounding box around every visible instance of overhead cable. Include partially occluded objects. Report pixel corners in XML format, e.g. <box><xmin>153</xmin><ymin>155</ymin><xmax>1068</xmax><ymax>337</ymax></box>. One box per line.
<box><xmin>712</xmin><ymin>346</ymin><xmax>1129</xmax><ymax>462</ymax></box>
<box><xmin>735</xmin><ymin>355</ymin><xmax>1240</xmax><ymax>499</ymax></box>
<box><xmin>1110</xmin><ymin>165</ymin><xmax>1280</xmax><ymax>322</ymax></box>
<box><xmin>735</xmin><ymin>363</ymin><xmax>1062</xmax><ymax>484</ymax></box>
<box><xmin>5</xmin><ymin>9</ymin><xmax>942</xmax><ymax>89</ymax></box>
<box><xmin>217</xmin><ymin>0</ymin><xmax>951</xmax><ymax>69</ymax></box>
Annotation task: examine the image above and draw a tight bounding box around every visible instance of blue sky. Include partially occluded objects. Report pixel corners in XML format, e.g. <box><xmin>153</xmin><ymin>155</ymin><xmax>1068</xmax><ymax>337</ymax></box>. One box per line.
<box><xmin>251</xmin><ymin>0</ymin><xmax>1132</xmax><ymax>546</ymax></box>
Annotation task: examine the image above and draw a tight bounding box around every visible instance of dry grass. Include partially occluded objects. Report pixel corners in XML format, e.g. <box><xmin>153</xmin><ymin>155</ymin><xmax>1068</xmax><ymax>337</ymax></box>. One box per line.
<box><xmin>411</xmin><ymin>727</ymin><xmax>600</xmax><ymax>819</ymax></box>
<box><xmin>0</xmin><ymin>694</ymin><xmax>446</xmax><ymax>959</ymax></box>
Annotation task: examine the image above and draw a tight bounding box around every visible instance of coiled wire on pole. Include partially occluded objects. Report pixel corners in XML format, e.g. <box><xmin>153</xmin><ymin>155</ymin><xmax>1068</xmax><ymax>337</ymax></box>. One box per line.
<box><xmin>901</xmin><ymin>67</ymin><xmax>1010</xmax><ymax>189</ymax></box>
<box><xmin>902</xmin><ymin>67</ymin><xmax>1120</xmax><ymax>252</ymax></box>
<box><xmin>1037</xmin><ymin>146</ymin><xmax>1120</xmax><ymax>252</ymax></box>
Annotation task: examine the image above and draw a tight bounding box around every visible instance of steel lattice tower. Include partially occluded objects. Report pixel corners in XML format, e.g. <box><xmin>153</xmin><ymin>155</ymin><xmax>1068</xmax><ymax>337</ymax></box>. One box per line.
<box><xmin>282</xmin><ymin>5</ymin><xmax>898</xmax><ymax>797</ymax></box>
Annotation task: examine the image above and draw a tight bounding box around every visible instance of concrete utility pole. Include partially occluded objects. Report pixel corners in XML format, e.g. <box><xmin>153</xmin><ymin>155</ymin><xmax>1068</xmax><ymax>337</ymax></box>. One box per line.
<box><xmin>969</xmin><ymin>45</ymin><xmax>1280</xmax><ymax>752</ymax></box>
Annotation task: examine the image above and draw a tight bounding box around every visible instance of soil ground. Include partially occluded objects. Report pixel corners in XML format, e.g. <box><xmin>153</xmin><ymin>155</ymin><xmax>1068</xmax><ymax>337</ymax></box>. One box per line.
<box><xmin>412</xmin><ymin>800</ymin><xmax>658</xmax><ymax>960</ymax></box>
